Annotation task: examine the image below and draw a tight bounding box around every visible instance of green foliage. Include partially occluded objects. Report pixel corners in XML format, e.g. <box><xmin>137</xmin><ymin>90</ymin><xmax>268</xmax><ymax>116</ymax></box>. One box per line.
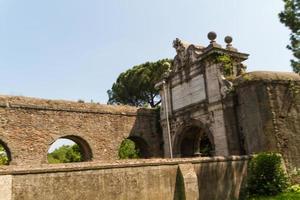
<box><xmin>246</xmin><ymin>184</ymin><xmax>300</xmax><ymax>199</ymax></box>
<box><xmin>118</xmin><ymin>139</ymin><xmax>140</xmax><ymax>159</ymax></box>
<box><xmin>47</xmin><ymin>144</ymin><xmax>82</xmax><ymax>164</ymax></box>
<box><xmin>248</xmin><ymin>191</ymin><xmax>300</xmax><ymax>200</ymax></box>
<box><xmin>287</xmin><ymin>184</ymin><xmax>300</xmax><ymax>193</ymax></box>
<box><xmin>247</xmin><ymin>152</ymin><xmax>289</xmax><ymax>197</ymax></box>
<box><xmin>289</xmin><ymin>168</ymin><xmax>300</xmax><ymax>183</ymax></box>
<box><xmin>107</xmin><ymin>59</ymin><xmax>172</xmax><ymax>107</ymax></box>
<box><xmin>279</xmin><ymin>0</ymin><xmax>300</xmax><ymax>73</ymax></box>
<box><xmin>216</xmin><ymin>54</ymin><xmax>234</xmax><ymax>77</ymax></box>
<box><xmin>0</xmin><ymin>144</ymin><xmax>9</xmax><ymax>165</ymax></box>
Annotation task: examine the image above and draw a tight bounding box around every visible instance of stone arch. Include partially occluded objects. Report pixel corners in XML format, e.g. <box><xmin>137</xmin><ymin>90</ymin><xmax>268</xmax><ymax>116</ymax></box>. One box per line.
<box><xmin>48</xmin><ymin>135</ymin><xmax>93</xmax><ymax>162</ymax></box>
<box><xmin>0</xmin><ymin>139</ymin><xmax>11</xmax><ymax>165</ymax></box>
<box><xmin>127</xmin><ymin>136</ymin><xmax>152</xmax><ymax>158</ymax></box>
<box><xmin>173</xmin><ymin>119</ymin><xmax>215</xmax><ymax>158</ymax></box>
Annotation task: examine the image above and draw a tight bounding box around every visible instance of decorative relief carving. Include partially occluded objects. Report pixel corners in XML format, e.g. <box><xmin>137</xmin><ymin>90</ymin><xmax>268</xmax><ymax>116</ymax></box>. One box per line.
<box><xmin>219</xmin><ymin>75</ymin><xmax>234</xmax><ymax>98</ymax></box>
<box><xmin>172</xmin><ymin>38</ymin><xmax>204</xmax><ymax>72</ymax></box>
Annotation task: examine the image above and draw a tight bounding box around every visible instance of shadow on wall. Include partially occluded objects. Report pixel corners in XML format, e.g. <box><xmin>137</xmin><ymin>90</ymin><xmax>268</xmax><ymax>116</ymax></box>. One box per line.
<box><xmin>194</xmin><ymin>159</ymin><xmax>248</xmax><ymax>200</ymax></box>
<box><xmin>123</xmin><ymin>108</ymin><xmax>163</xmax><ymax>159</ymax></box>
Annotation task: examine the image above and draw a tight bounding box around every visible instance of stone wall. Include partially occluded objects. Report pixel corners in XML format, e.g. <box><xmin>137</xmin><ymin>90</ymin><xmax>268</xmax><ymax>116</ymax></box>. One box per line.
<box><xmin>0</xmin><ymin>156</ymin><xmax>249</xmax><ymax>200</ymax></box>
<box><xmin>0</xmin><ymin>95</ymin><xmax>162</xmax><ymax>165</ymax></box>
<box><xmin>235</xmin><ymin>71</ymin><xmax>300</xmax><ymax>171</ymax></box>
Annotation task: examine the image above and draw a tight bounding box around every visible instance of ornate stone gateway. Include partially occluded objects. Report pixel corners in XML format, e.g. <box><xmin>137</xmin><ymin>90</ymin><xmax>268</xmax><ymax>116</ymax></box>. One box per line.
<box><xmin>156</xmin><ymin>32</ymin><xmax>249</xmax><ymax>158</ymax></box>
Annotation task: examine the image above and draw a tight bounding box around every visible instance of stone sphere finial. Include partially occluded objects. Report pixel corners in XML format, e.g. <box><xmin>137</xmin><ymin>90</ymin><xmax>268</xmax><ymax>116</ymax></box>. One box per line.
<box><xmin>225</xmin><ymin>36</ymin><xmax>233</xmax><ymax>45</ymax></box>
<box><xmin>207</xmin><ymin>31</ymin><xmax>217</xmax><ymax>42</ymax></box>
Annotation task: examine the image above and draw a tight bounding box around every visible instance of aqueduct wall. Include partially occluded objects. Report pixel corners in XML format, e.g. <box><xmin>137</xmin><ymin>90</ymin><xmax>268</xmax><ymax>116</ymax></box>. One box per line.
<box><xmin>0</xmin><ymin>96</ymin><xmax>162</xmax><ymax>165</ymax></box>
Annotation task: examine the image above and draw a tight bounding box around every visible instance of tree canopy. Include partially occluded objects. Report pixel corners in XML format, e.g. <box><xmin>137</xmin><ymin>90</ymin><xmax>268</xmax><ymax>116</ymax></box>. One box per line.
<box><xmin>0</xmin><ymin>144</ymin><xmax>8</xmax><ymax>165</ymax></box>
<box><xmin>47</xmin><ymin>144</ymin><xmax>82</xmax><ymax>164</ymax></box>
<box><xmin>107</xmin><ymin>59</ymin><xmax>171</xmax><ymax>107</ymax></box>
<box><xmin>279</xmin><ymin>0</ymin><xmax>300</xmax><ymax>73</ymax></box>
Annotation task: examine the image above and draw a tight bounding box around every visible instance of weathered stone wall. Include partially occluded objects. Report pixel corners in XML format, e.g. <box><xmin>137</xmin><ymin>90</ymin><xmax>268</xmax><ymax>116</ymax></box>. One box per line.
<box><xmin>0</xmin><ymin>95</ymin><xmax>162</xmax><ymax>165</ymax></box>
<box><xmin>223</xmin><ymin>95</ymin><xmax>244</xmax><ymax>155</ymax></box>
<box><xmin>0</xmin><ymin>156</ymin><xmax>249</xmax><ymax>200</ymax></box>
<box><xmin>235</xmin><ymin>71</ymin><xmax>300</xmax><ymax>171</ymax></box>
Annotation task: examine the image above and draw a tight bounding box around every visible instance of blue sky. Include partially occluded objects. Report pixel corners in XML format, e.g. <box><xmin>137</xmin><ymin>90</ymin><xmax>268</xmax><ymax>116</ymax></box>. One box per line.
<box><xmin>0</xmin><ymin>0</ymin><xmax>292</xmax><ymax>103</ymax></box>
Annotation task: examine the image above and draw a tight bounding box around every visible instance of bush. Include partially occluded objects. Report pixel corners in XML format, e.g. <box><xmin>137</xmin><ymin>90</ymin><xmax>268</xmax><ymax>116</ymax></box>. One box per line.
<box><xmin>0</xmin><ymin>144</ymin><xmax>9</xmax><ymax>165</ymax></box>
<box><xmin>247</xmin><ymin>152</ymin><xmax>289</xmax><ymax>196</ymax></box>
<box><xmin>118</xmin><ymin>139</ymin><xmax>140</xmax><ymax>159</ymax></box>
<box><xmin>287</xmin><ymin>184</ymin><xmax>300</xmax><ymax>193</ymax></box>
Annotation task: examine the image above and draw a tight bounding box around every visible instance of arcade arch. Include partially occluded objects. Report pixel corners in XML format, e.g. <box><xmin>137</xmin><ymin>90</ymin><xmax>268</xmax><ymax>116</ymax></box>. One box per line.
<box><xmin>119</xmin><ymin>136</ymin><xmax>151</xmax><ymax>159</ymax></box>
<box><xmin>47</xmin><ymin>135</ymin><xmax>92</xmax><ymax>163</ymax></box>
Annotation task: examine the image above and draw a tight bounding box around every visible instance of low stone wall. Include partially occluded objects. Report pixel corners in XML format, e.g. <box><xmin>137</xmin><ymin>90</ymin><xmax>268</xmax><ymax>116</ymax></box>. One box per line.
<box><xmin>0</xmin><ymin>156</ymin><xmax>249</xmax><ymax>200</ymax></box>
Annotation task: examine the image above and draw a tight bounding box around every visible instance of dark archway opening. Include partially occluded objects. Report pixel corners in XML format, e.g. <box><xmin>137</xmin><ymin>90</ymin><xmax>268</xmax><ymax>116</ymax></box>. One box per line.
<box><xmin>47</xmin><ymin>135</ymin><xmax>92</xmax><ymax>164</ymax></box>
<box><xmin>118</xmin><ymin>136</ymin><xmax>151</xmax><ymax>159</ymax></box>
<box><xmin>178</xmin><ymin>126</ymin><xmax>214</xmax><ymax>158</ymax></box>
<box><xmin>199</xmin><ymin>134</ymin><xmax>214</xmax><ymax>157</ymax></box>
<box><xmin>0</xmin><ymin>140</ymin><xmax>11</xmax><ymax>165</ymax></box>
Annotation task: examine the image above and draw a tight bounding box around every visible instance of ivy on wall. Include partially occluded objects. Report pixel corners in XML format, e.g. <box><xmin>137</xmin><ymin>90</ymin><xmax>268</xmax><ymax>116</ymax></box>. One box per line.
<box><xmin>216</xmin><ymin>54</ymin><xmax>234</xmax><ymax>78</ymax></box>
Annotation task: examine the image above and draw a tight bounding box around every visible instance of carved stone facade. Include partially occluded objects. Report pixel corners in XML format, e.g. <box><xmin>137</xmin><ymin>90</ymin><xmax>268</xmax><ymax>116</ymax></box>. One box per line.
<box><xmin>156</xmin><ymin>33</ymin><xmax>300</xmax><ymax>172</ymax></box>
<box><xmin>156</xmin><ymin>33</ymin><xmax>249</xmax><ymax>158</ymax></box>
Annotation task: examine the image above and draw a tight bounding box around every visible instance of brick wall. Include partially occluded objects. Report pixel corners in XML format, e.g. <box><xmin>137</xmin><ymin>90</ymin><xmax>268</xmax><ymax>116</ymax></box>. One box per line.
<box><xmin>0</xmin><ymin>95</ymin><xmax>162</xmax><ymax>165</ymax></box>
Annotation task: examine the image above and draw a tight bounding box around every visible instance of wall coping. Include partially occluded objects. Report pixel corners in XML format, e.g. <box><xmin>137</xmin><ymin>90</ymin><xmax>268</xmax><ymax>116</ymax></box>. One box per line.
<box><xmin>0</xmin><ymin>95</ymin><xmax>155</xmax><ymax>117</ymax></box>
<box><xmin>0</xmin><ymin>156</ymin><xmax>250</xmax><ymax>175</ymax></box>
<box><xmin>234</xmin><ymin>71</ymin><xmax>300</xmax><ymax>86</ymax></box>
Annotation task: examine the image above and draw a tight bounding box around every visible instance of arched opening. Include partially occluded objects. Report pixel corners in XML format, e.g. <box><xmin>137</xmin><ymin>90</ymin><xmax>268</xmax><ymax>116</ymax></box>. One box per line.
<box><xmin>118</xmin><ymin>136</ymin><xmax>151</xmax><ymax>159</ymax></box>
<box><xmin>177</xmin><ymin>126</ymin><xmax>214</xmax><ymax>158</ymax></box>
<box><xmin>47</xmin><ymin>135</ymin><xmax>92</xmax><ymax>164</ymax></box>
<box><xmin>0</xmin><ymin>140</ymin><xmax>11</xmax><ymax>165</ymax></box>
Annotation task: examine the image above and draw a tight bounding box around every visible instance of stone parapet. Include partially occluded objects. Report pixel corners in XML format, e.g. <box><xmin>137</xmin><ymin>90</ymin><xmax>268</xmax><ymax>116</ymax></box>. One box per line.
<box><xmin>0</xmin><ymin>156</ymin><xmax>250</xmax><ymax>200</ymax></box>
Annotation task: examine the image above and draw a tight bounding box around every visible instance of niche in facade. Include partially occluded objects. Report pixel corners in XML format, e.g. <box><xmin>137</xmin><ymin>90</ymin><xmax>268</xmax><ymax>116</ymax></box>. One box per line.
<box><xmin>118</xmin><ymin>136</ymin><xmax>151</xmax><ymax>159</ymax></box>
<box><xmin>47</xmin><ymin>135</ymin><xmax>92</xmax><ymax>163</ymax></box>
<box><xmin>0</xmin><ymin>141</ymin><xmax>11</xmax><ymax>165</ymax></box>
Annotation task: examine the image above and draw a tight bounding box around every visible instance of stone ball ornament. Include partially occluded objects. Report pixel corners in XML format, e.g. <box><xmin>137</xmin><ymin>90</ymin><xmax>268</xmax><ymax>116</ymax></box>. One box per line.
<box><xmin>225</xmin><ymin>36</ymin><xmax>233</xmax><ymax>44</ymax></box>
<box><xmin>207</xmin><ymin>31</ymin><xmax>217</xmax><ymax>41</ymax></box>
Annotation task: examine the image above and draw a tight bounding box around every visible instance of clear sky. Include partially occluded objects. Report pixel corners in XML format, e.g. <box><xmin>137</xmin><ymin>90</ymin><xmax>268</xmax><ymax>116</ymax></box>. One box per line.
<box><xmin>0</xmin><ymin>0</ymin><xmax>292</xmax><ymax>103</ymax></box>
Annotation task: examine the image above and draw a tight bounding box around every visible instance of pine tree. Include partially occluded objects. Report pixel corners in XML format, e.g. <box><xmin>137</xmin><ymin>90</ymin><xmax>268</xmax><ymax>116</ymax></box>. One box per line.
<box><xmin>279</xmin><ymin>0</ymin><xmax>300</xmax><ymax>73</ymax></box>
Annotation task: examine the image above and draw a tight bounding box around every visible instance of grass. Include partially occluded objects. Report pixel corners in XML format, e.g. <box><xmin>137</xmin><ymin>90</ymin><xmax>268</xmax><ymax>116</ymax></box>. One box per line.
<box><xmin>248</xmin><ymin>192</ymin><xmax>300</xmax><ymax>200</ymax></box>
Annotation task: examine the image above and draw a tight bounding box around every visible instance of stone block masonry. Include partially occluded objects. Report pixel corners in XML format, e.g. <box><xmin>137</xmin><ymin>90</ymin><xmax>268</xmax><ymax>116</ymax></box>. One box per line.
<box><xmin>0</xmin><ymin>95</ymin><xmax>162</xmax><ymax>165</ymax></box>
<box><xmin>0</xmin><ymin>156</ymin><xmax>249</xmax><ymax>200</ymax></box>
